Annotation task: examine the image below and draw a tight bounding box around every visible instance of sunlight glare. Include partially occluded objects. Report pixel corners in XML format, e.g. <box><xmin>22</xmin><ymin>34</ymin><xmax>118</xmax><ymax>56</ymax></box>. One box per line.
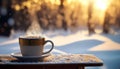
<box><xmin>94</xmin><ymin>0</ymin><xmax>109</xmax><ymax>11</ymax></box>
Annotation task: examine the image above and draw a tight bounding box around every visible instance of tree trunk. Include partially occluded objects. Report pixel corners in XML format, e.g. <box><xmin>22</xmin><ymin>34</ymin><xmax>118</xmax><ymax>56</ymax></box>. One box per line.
<box><xmin>103</xmin><ymin>11</ymin><xmax>110</xmax><ymax>33</ymax></box>
<box><xmin>59</xmin><ymin>0</ymin><xmax>67</xmax><ymax>31</ymax></box>
<box><xmin>87</xmin><ymin>1</ymin><xmax>95</xmax><ymax>35</ymax></box>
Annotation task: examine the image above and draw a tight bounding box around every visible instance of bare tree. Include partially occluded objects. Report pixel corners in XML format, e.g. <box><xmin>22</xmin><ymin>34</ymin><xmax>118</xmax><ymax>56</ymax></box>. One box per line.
<box><xmin>115</xmin><ymin>0</ymin><xmax>120</xmax><ymax>28</ymax></box>
<box><xmin>87</xmin><ymin>1</ymin><xmax>95</xmax><ymax>34</ymax></box>
<box><xmin>59</xmin><ymin>0</ymin><xmax>67</xmax><ymax>31</ymax></box>
<box><xmin>103</xmin><ymin>0</ymin><xmax>120</xmax><ymax>33</ymax></box>
<box><xmin>103</xmin><ymin>11</ymin><xmax>110</xmax><ymax>33</ymax></box>
<box><xmin>115</xmin><ymin>10</ymin><xmax>120</xmax><ymax>28</ymax></box>
<box><xmin>12</xmin><ymin>0</ymin><xmax>32</xmax><ymax>31</ymax></box>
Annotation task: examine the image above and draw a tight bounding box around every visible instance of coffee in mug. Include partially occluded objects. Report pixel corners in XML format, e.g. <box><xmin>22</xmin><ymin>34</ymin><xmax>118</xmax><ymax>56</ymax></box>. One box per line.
<box><xmin>19</xmin><ymin>36</ymin><xmax>54</xmax><ymax>56</ymax></box>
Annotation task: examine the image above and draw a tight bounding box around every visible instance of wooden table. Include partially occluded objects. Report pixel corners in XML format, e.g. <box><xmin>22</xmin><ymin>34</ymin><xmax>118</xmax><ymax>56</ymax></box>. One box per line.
<box><xmin>0</xmin><ymin>54</ymin><xmax>103</xmax><ymax>69</ymax></box>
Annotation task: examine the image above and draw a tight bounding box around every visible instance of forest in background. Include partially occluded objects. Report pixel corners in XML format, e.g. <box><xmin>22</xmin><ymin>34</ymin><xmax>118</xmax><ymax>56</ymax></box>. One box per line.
<box><xmin>0</xmin><ymin>0</ymin><xmax>120</xmax><ymax>36</ymax></box>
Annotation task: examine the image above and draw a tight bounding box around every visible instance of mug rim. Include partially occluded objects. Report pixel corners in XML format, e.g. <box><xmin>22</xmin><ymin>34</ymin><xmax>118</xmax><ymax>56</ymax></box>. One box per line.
<box><xmin>19</xmin><ymin>36</ymin><xmax>44</xmax><ymax>40</ymax></box>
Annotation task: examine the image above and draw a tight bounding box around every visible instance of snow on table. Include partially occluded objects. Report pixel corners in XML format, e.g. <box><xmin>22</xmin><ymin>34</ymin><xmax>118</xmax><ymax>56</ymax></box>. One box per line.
<box><xmin>0</xmin><ymin>54</ymin><xmax>103</xmax><ymax>66</ymax></box>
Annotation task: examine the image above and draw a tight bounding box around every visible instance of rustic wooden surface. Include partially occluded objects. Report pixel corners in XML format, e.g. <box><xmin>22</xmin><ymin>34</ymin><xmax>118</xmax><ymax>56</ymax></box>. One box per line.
<box><xmin>0</xmin><ymin>54</ymin><xmax>103</xmax><ymax>69</ymax></box>
<box><xmin>0</xmin><ymin>54</ymin><xmax>103</xmax><ymax>65</ymax></box>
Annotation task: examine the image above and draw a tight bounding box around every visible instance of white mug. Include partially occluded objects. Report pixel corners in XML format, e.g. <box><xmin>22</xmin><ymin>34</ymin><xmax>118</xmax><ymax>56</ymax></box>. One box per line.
<box><xmin>19</xmin><ymin>36</ymin><xmax>54</xmax><ymax>56</ymax></box>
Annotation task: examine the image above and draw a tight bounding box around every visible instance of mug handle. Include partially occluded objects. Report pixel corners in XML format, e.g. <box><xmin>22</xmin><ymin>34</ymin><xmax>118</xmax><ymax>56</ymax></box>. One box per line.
<box><xmin>43</xmin><ymin>40</ymin><xmax>54</xmax><ymax>54</ymax></box>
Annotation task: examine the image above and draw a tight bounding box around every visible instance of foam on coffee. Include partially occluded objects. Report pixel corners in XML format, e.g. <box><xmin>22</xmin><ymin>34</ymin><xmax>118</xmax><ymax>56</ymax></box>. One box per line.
<box><xmin>20</xmin><ymin>36</ymin><xmax>43</xmax><ymax>39</ymax></box>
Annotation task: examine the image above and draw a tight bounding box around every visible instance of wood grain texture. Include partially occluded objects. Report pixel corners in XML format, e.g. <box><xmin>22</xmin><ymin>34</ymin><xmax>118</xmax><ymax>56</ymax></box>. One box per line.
<box><xmin>0</xmin><ymin>54</ymin><xmax>103</xmax><ymax>69</ymax></box>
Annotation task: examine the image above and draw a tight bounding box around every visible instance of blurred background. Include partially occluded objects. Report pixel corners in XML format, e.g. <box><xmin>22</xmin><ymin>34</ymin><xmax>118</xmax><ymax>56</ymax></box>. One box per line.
<box><xmin>0</xmin><ymin>0</ymin><xmax>120</xmax><ymax>69</ymax></box>
<box><xmin>0</xmin><ymin>0</ymin><xmax>120</xmax><ymax>36</ymax></box>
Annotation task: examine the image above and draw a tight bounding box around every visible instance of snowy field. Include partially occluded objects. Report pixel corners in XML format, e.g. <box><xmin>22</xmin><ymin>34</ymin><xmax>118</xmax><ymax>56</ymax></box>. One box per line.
<box><xmin>0</xmin><ymin>29</ymin><xmax>120</xmax><ymax>69</ymax></box>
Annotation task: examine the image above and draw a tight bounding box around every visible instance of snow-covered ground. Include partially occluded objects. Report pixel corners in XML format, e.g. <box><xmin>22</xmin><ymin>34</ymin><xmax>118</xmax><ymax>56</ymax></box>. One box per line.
<box><xmin>0</xmin><ymin>29</ymin><xmax>120</xmax><ymax>69</ymax></box>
